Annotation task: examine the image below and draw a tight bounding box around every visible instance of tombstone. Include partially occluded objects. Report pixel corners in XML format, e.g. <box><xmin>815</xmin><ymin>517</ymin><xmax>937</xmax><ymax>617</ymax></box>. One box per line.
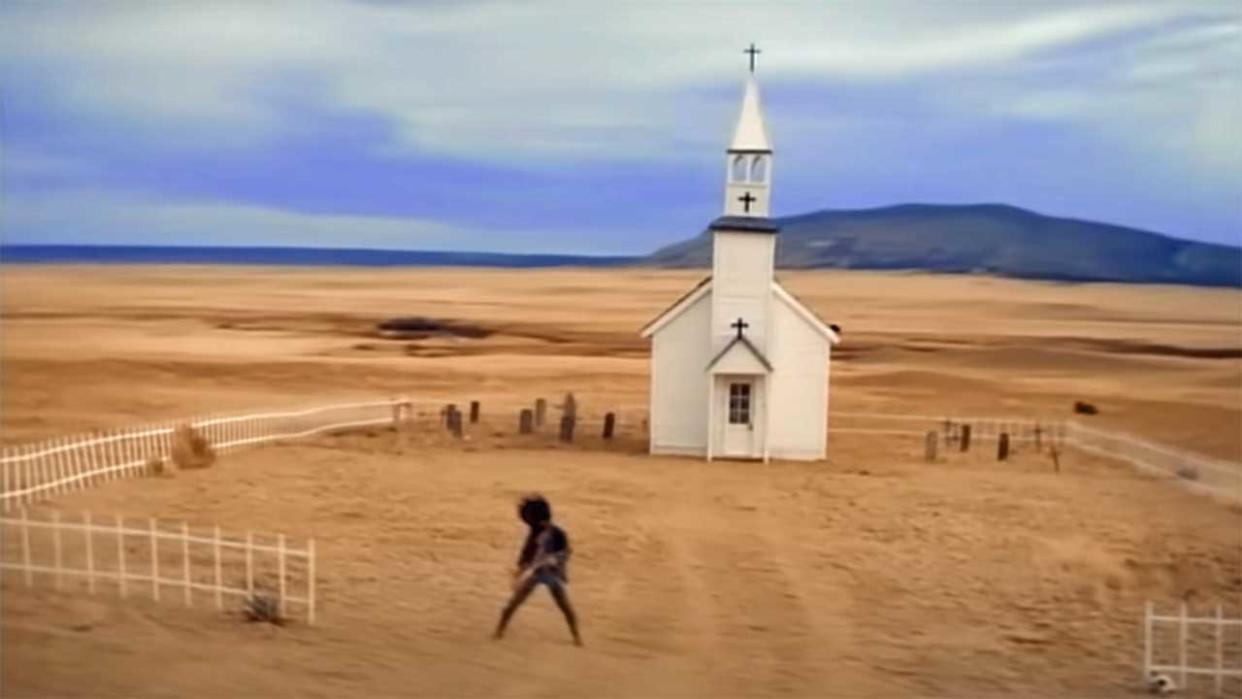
<box><xmin>444</xmin><ymin>404</ymin><xmax>457</xmax><ymax>431</ymax></box>
<box><xmin>447</xmin><ymin>407</ymin><xmax>463</xmax><ymax>438</ymax></box>
<box><xmin>519</xmin><ymin>409</ymin><xmax>534</xmax><ymax>435</ymax></box>
<box><xmin>960</xmin><ymin>424</ymin><xmax>972</xmax><ymax>453</ymax></box>
<box><xmin>603</xmin><ymin>412</ymin><xmax>616</xmax><ymax>440</ymax></box>
<box><xmin>997</xmin><ymin>432</ymin><xmax>1010</xmax><ymax>461</ymax></box>
<box><xmin>559</xmin><ymin>415</ymin><xmax>575</xmax><ymax>443</ymax></box>
<box><xmin>534</xmin><ymin>399</ymin><xmax>547</xmax><ymax>428</ymax></box>
<box><xmin>924</xmin><ymin>431</ymin><xmax>938</xmax><ymax>462</ymax></box>
<box><xmin>561</xmin><ymin>392</ymin><xmax>577</xmax><ymax>420</ymax></box>
<box><xmin>469</xmin><ymin>401</ymin><xmax>480</xmax><ymax>424</ymax></box>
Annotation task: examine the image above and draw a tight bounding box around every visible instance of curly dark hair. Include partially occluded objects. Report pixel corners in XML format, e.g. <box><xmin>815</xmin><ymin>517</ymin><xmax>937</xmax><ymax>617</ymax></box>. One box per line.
<box><xmin>518</xmin><ymin>494</ymin><xmax>552</xmax><ymax>527</ymax></box>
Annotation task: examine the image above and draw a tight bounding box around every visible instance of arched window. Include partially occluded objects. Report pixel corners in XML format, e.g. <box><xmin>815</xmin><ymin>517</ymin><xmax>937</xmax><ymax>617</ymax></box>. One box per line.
<box><xmin>750</xmin><ymin>155</ymin><xmax>767</xmax><ymax>183</ymax></box>
<box><xmin>731</xmin><ymin>155</ymin><xmax>748</xmax><ymax>182</ymax></box>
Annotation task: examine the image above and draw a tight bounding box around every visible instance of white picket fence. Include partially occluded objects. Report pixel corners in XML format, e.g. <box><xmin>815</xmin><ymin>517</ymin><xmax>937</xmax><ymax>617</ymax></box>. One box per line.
<box><xmin>0</xmin><ymin>399</ymin><xmax>403</xmax><ymax>511</ymax></box>
<box><xmin>0</xmin><ymin>508</ymin><xmax>316</xmax><ymax>624</ymax></box>
<box><xmin>1144</xmin><ymin>601</ymin><xmax>1242</xmax><ymax>696</ymax></box>
<box><xmin>1068</xmin><ymin>422</ymin><xmax>1242</xmax><ymax>504</ymax></box>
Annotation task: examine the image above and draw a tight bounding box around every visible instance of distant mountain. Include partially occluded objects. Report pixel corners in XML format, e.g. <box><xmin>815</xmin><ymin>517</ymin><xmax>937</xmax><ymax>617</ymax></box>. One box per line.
<box><xmin>0</xmin><ymin>245</ymin><xmax>638</xmax><ymax>268</ymax></box>
<box><xmin>646</xmin><ymin>204</ymin><xmax>1242</xmax><ymax>287</ymax></box>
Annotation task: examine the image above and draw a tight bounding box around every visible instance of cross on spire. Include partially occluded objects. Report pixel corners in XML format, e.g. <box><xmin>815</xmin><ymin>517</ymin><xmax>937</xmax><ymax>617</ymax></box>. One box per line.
<box><xmin>738</xmin><ymin>191</ymin><xmax>757</xmax><ymax>213</ymax></box>
<box><xmin>731</xmin><ymin>317</ymin><xmax>749</xmax><ymax>338</ymax></box>
<box><xmin>744</xmin><ymin>43</ymin><xmax>761</xmax><ymax>73</ymax></box>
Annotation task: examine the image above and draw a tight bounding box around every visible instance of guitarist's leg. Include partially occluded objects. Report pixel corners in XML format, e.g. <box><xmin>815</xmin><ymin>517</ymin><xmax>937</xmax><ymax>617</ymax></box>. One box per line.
<box><xmin>493</xmin><ymin>574</ymin><xmax>539</xmax><ymax>639</ymax></box>
<box><xmin>546</xmin><ymin>577</ymin><xmax>581</xmax><ymax>645</ymax></box>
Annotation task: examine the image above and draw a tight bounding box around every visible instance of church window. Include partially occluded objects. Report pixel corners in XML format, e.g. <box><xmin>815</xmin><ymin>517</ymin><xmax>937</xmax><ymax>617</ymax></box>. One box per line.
<box><xmin>750</xmin><ymin>155</ymin><xmax>767</xmax><ymax>183</ymax></box>
<box><xmin>731</xmin><ymin>155</ymin><xmax>748</xmax><ymax>182</ymax></box>
<box><xmin>728</xmin><ymin>383</ymin><xmax>752</xmax><ymax>424</ymax></box>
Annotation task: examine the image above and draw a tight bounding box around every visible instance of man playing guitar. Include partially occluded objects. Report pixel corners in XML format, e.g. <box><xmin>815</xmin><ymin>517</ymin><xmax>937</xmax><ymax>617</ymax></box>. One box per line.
<box><xmin>493</xmin><ymin>494</ymin><xmax>582</xmax><ymax>646</ymax></box>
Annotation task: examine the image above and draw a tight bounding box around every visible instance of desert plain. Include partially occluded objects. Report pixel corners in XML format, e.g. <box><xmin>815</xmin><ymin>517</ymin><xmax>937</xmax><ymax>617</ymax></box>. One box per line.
<box><xmin>1</xmin><ymin>265</ymin><xmax>1240</xmax><ymax>697</ymax></box>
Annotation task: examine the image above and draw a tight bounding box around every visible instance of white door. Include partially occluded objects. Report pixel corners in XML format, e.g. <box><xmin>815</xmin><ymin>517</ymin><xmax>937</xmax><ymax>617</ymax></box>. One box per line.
<box><xmin>722</xmin><ymin>378</ymin><xmax>756</xmax><ymax>457</ymax></box>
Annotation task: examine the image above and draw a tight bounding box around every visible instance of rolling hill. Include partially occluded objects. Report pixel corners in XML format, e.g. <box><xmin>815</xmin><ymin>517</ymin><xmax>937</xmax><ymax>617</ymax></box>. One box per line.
<box><xmin>645</xmin><ymin>204</ymin><xmax>1241</xmax><ymax>286</ymax></box>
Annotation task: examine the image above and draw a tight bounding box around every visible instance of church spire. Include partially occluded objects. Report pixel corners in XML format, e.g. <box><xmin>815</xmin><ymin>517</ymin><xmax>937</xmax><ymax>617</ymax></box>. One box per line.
<box><xmin>729</xmin><ymin>75</ymin><xmax>772</xmax><ymax>153</ymax></box>
<box><xmin>722</xmin><ymin>44</ymin><xmax>773</xmax><ymax>218</ymax></box>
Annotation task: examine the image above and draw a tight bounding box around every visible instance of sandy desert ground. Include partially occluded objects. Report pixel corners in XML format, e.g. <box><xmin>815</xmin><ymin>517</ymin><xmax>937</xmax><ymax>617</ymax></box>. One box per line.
<box><xmin>2</xmin><ymin>265</ymin><xmax>1241</xmax><ymax>697</ymax></box>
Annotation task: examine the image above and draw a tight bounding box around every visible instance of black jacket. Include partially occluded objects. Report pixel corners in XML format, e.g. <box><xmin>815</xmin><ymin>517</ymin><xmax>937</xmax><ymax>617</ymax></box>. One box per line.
<box><xmin>517</xmin><ymin>525</ymin><xmax>570</xmax><ymax>581</ymax></box>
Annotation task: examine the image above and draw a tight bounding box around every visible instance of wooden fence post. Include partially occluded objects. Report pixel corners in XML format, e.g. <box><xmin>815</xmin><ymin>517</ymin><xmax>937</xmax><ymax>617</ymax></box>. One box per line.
<box><xmin>1178</xmin><ymin>601</ymin><xmax>1187</xmax><ymax>690</ymax></box>
<box><xmin>603</xmin><ymin>412</ymin><xmax>616</xmax><ymax>440</ymax></box>
<box><xmin>307</xmin><ymin>539</ymin><xmax>316</xmax><ymax>626</ymax></box>
<box><xmin>85</xmin><ymin>511</ymin><xmax>95</xmax><ymax>594</ymax></box>
<box><xmin>1034</xmin><ymin>423</ymin><xmax>1043</xmax><ymax>452</ymax></box>
<box><xmin>519</xmin><ymin>409</ymin><xmax>534</xmax><ymax>435</ymax></box>
<box><xmin>116</xmin><ymin>514</ymin><xmax>127</xmax><ymax>598</ymax></box>
<box><xmin>997</xmin><ymin>433</ymin><xmax>1010</xmax><ymax>461</ymax></box>
<box><xmin>1143</xmin><ymin>601</ymin><xmax>1153</xmax><ymax>682</ymax></box>
<box><xmin>149</xmin><ymin>517</ymin><xmax>159</xmax><ymax>601</ymax></box>
<box><xmin>245</xmin><ymin>531</ymin><xmax>254</xmax><ymax>597</ymax></box>
<box><xmin>559</xmin><ymin>415</ymin><xmax>576</xmax><ymax>443</ymax></box>
<box><xmin>182</xmin><ymin>521</ymin><xmax>192</xmax><ymax>606</ymax></box>
<box><xmin>20</xmin><ymin>507</ymin><xmax>32</xmax><ymax>586</ymax></box>
<box><xmin>534</xmin><ymin>399</ymin><xmax>546</xmax><ymax>428</ymax></box>
<box><xmin>1214</xmin><ymin>604</ymin><xmax>1223</xmax><ymax>695</ymax></box>
<box><xmin>469</xmin><ymin>401</ymin><xmax>480</xmax><ymax>424</ymax></box>
<box><xmin>277</xmin><ymin>534</ymin><xmax>287</xmax><ymax>620</ymax></box>
<box><xmin>960</xmin><ymin>424</ymin><xmax>971</xmax><ymax>453</ymax></box>
<box><xmin>51</xmin><ymin>510</ymin><xmax>63</xmax><ymax>590</ymax></box>
<box><xmin>448</xmin><ymin>409</ymin><xmax>463</xmax><ymax>438</ymax></box>
<box><xmin>213</xmin><ymin>525</ymin><xmax>222</xmax><ymax>611</ymax></box>
<box><xmin>924</xmin><ymin>431</ymin><xmax>938</xmax><ymax>462</ymax></box>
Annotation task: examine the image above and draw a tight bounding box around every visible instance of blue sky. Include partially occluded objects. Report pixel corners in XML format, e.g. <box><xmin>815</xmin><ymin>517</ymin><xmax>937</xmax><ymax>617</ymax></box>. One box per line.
<box><xmin>2</xmin><ymin>1</ymin><xmax>1239</xmax><ymax>254</ymax></box>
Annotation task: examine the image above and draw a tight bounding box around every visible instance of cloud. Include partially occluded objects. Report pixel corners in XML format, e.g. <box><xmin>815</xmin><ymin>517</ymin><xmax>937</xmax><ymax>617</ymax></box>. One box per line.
<box><xmin>2</xmin><ymin>1</ymin><xmax>1226</xmax><ymax>162</ymax></box>
<box><xmin>1</xmin><ymin>1</ymin><xmax>1238</xmax><ymax>248</ymax></box>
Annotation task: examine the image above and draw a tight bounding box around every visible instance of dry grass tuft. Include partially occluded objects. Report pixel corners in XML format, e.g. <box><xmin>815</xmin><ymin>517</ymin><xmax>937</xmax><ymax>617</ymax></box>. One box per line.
<box><xmin>243</xmin><ymin>592</ymin><xmax>285</xmax><ymax>625</ymax></box>
<box><xmin>170</xmin><ymin>424</ymin><xmax>216</xmax><ymax>470</ymax></box>
<box><xmin>146</xmin><ymin>455</ymin><xmax>176</xmax><ymax>477</ymax></box>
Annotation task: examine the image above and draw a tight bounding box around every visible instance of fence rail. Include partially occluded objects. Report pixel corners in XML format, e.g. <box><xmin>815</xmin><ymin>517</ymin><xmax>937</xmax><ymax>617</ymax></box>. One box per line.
<box><xmin>1</xmin><ymin>400</ymin><xmax>401</xmax><ymax>511</ymax></box>
<box><xmin>1144</xmin><ymin>601</ymin><xmax>1242</xmax><ymax>696</ymax></box>
<box><xmin>0</xmin><ymin>508</ymin><xmax>315</xmax><ymax>624</ymax></box>
<box><xmin>1068</xmin><ymin>422</ymin><xmax>1242</xmax><ymax>503</ymax></box>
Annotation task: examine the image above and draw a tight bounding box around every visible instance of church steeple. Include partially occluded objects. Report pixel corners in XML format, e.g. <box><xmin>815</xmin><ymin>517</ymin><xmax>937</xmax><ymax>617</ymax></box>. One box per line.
<box><xmin>723</xmin><ymin>48</ymin><xmax>773</xmax><ymax>218</ymax></box>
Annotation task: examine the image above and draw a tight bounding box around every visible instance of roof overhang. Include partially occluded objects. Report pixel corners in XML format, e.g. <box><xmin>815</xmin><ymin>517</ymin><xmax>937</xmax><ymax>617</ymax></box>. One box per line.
<box><xmin>639</xmin><ymin>276</ymin><xmax>712</xmax><ymax>338</ymax></box>
<box><xmin>708</xmin><ymin>216</ymin><xmax>779</xmax><ymax>234</ymax></box>
<box><xmin>772</xmin><ymin>282</ymin><xmax>841</xmax><ymax>345</ymax></box>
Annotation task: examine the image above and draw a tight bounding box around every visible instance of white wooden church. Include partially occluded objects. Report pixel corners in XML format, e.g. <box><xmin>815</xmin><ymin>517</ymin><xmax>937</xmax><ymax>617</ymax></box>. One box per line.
<box><xmin>641</xmin><ymin>50</ymin><xmax>840</xmax><ymax>461</ymax></box>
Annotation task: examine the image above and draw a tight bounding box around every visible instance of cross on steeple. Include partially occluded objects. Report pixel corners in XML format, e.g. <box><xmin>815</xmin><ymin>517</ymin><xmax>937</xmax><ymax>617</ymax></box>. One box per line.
<box><xmin>738</xmin><ymin>191</ymin><xmax>757</xmax><ymax>213</ymax></box>
<box><xmin>744</xmin><ymin>43</ymin><xmax>761</xmax><ymax>73</ymax></box>
<box><xmin>731</xmin><ymin>317</ymin><xmax>749</xmax><ymax>338</ymax></box>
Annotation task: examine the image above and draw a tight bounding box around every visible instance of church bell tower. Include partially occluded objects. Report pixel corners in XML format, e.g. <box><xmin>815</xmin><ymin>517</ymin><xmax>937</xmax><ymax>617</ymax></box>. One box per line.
<box><xmin>709</xmin><ymin>43</ymin><xmax>778</xmax><ymax>351</ymax></box>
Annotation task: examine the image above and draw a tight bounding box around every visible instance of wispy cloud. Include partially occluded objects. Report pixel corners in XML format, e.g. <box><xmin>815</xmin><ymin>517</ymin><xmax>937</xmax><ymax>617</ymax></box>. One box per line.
<box><xmin>0</xmin><ymin>1</ymin><xmax>1238</xmax><ymax>250</ymax></box>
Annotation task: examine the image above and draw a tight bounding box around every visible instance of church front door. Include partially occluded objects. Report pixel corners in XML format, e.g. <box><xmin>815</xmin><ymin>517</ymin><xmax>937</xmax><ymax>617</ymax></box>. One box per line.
<box><xmin>721</xmin><ymin>378</ymin><xmax>757</xmax><ymax>458</ymax></box>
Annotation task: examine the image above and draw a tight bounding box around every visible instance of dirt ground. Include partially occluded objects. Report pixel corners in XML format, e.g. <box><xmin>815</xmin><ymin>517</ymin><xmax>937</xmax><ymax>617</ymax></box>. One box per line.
<box><xmin>2</xmin><ymin>266</ymin><xmax>1241</xmax><ymax>697</ymax></box>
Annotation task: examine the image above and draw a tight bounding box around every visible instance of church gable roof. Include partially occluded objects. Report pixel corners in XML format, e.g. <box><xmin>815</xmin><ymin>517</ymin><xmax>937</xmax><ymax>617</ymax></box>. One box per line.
<box><xmin>639</xmin><ymin>276</ymin><xmax>712</xmax><ymax>338</ymax></box>
<box><xmin>706</xmin><ymin>333</ymin><xmax>773</xmax><ymax>374</ymax></box>
<box><xmin>772</xmin><ymin>281</ymin><xmax>841</xmax><ymax>344</ymax></box>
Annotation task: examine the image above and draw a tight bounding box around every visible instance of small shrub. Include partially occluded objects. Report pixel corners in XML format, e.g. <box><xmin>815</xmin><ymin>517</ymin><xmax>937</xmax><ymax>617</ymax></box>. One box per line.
<box><xmin>170</xmin><ymin>424</ymin><xmax>216</xmax><ymax>470</ymax></box>
<box><xmin>1175</xmin><ymin>464</ymin><xmax>1199</xmax><ymax>481</ymax></box>
<box><xmin>243</xmin><ymin>592</ymin><xmax>285</xmax><ymax>625</ymax></box>
<box><xmin>146</xmin><ymin>455</ymin><xmax>176</xmax><ymax>477</ymax></box>
<box><xmin>1073</xmin><ymin>401</ymin><xmax>1099</xmax><ymax>415</ymax></box>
